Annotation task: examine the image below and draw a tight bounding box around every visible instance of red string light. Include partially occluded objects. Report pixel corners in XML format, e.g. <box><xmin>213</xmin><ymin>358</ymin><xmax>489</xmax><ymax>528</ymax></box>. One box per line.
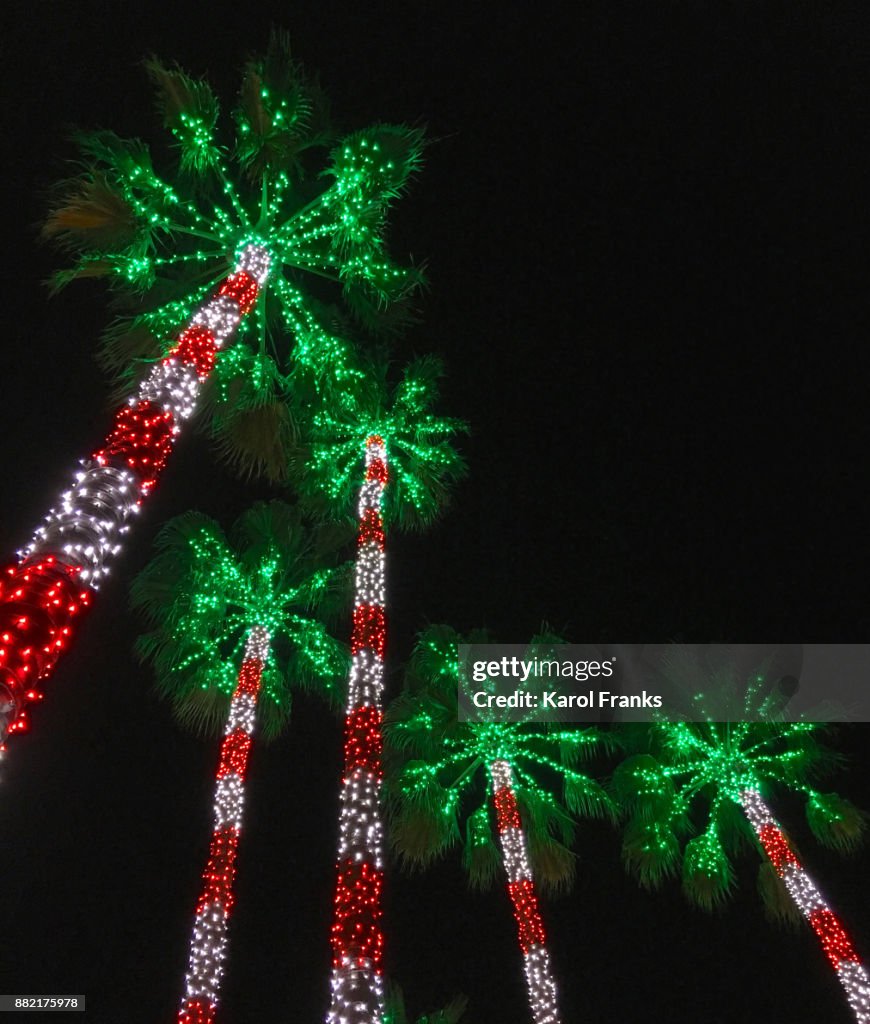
<box><xmin>235</xmin><ymin>659</ymin><xmax>263</xmax><ymax>698</ymax></box>
<box><xmin>365</xmin><ymin>458</ymin><xmax>388</xmax><ymax>485</ymax></box>
<box><xmin>351</xmin><ymin>605</ymin><xmax>386</xmax><ymax>658</ymax></box>
<box><xmin>344</xmin><ymin>706</ymin><xmax>384</xmax><ymax>776</ymax></box>
<box><xmin>168</xmin><ymin>325</ymin><xmax>218</xmax><ymax>379</ymax></box>
<box><xmin>758</xmin><ymin>823</ymin><xmax>800</xmax><ymax>876</ymax></box>
<box><xmin>178</xmin><ymin>998</ymin><xmax>215</xmax><ymax>1024</ymax></box>
<box><xmin>358</xmin><ymin>509</ymin><xmax>385</xmax><ymax>549</ymax></box>
<box><xmin>493</xmin><ymin>785</ymin><xmax>523</xmax><ymax>833</ymax></box>
<box><xmin>0</xmin><ymin>559</ymin><xmax>90</xmax><ymax>734</ymax></box>
<box><xmin>809</xmin><ymin>908</ymin><xmax>862</xmax><ymax>968</ymax></box>
<box><xmin>196</xmin><ymin>827</ymin><xmax>241</xmax><ymax>914</ymax></box>
<box><xmin>216</xmin><ymin>728</ymin><xmax>253</xmax><ymax>779</ymax></box>
<box><xmin>331</xmin><ymin>860</ymin><xmax>385</xmax><ymax>968</ymax></box>
<box><xmin>217</xmin><ymin>271</ymin><xmax>259</xmax><ymax>314</ymax></box>
<box><xmin>507</xmin><ymin>880</ymin><xmax>548</xmax><ymax>954</ymax></box>
<box><xmin>94</xmin><ymin>400</ymin><xmax>176</xmax><ymax>492</ymax></box>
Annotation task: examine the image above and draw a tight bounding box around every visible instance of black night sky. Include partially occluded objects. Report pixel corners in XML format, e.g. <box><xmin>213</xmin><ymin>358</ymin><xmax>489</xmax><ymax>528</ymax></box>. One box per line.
<box><xmin>1</xmin><ymin>3</ymin><xmax>869</xmax><ymax>1022</ymax></box>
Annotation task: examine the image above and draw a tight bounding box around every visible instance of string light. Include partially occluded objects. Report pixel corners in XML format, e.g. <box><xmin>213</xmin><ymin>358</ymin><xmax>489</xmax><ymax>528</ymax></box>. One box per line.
<box><xmin>389</xmin><ymin>631</ymin><xmax>609</xmax><ymax>1024</ymax></box>
<box><xmin>617</xmin><ymin>687</ymin><xmax>869</xmax><ymax>1023</ymax></box>
<box><xmin>14</xmin><ymin>38</ymin><xmax>427</xmax><ymax>758</ymax></box>
<box><xmin>22</xmin><ymin>462</ymin><xmax>139</xmax><ymax>584</ymax></box>
<box><xmin>133</xmin><ymin>504</ymin><xmax>346</xmax><ymax>1022</ymax></box>
<box><xmin>327</xmin><ymin>436</ymin><xmax>387</xmax><ymax>1024</ymax></box>
<box><xmin>0</xmin><ymin>558</ymin><xmax>91</xmax><ymax>746</ymax></box>
<box><xmin>742</xmin><ymin>788</ymin><xmax>870</xmax><ymax>1023</ymax></box>
<box><xmin>0</xmin><ymin>250</ymin><xmax>269</xmax><ymax>747</ymax></box>
<box><xmin>490</xmin><ymin>760</ymin><xmax>561</xmax><ymax>1024</ymax></box>
<box><xmin>178</xmin><ymin>627</ymin><xmax>268</xmax><ymax>1024</ymax></box>
<box><xmin>138</xmin><ymin>359</ymin><xmax>202</xmax><ymax>421</ymax></box>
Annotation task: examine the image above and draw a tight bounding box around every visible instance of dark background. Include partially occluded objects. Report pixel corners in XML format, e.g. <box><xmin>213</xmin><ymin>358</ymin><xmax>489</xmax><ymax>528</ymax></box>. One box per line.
<box><xmin>0</xmin><ymin>2</ymin><xmax>868</xmax><ymax>1022</ymax></box>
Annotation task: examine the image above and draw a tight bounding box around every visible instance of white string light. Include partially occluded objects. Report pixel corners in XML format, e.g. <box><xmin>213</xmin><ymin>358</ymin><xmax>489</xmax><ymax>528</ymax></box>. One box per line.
<box><xmin>742</xmin><ymin>788</ymin><xmax>870</xmax><ymax>1023</ymax></box>
<box><xmin>327</xmin><ymin>438</ymin><xmax>388</xmax><ymax>1024</ymax></box>
<box><xmin>21</xmin><ymin>462</ymin><xmax>139</xmax><ymax>586</ymax></box>
<box><xmin>490</xmin><ymin>759</ymin><xmax>562</xmax><ymax>1024</ymax></box>
<box><xmin>178</xmin><ymin>627</ymin><xmax>269</xmax><ymax>1024</ymax></box>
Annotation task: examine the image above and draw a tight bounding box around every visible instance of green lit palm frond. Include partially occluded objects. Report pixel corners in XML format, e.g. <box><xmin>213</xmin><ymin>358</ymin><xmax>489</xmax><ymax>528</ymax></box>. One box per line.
<box><xmin>296</xmin><ymin>353</ymin><xmax>467</xmax><ymax>531</ymax></box>
<box><xmin>235</xmin><ymin>29</ymin><xmax>335</xmax><ymax>181</ymax></box>
<box><xmin>132</xmin><ymin>500</ymin><xmax>348</xmax><ymax>740</ymax></box>
<box><xmin>385</xmin><ymin>983</ymin><xmax>470</xmax><ymax>1024</ymax></box>
<box><xmin>45</xmin><ymin>32</ymin><xmax>424</xmax><ymax>480</ymax></box>
<box><xmin>615</xmin><ymin>648</ymin><xmax>866</xmax><ymax>914</ymax></box>
<box><xmin>385</xmin><ymin>625</ymin><xmax>614</xmax><ymax>893</ymax></box>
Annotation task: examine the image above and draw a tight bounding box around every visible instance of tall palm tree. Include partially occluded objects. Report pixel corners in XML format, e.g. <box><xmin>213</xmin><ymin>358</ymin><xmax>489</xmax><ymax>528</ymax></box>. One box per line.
<box><xmin>131</xmin><ymin>501</ymin><xmax>347</xmax><ymax>1024</ymax></box>
<box><xmin>384</xmin><ymin>625</ymin><xmax>613</xmax><ymax>1024</ymax></box>
<box><xmin>0</xmin><ymin>30</ymin><xmax>422</xmax><ymax>755</ymax></box>
<box><xmin>614</xmin><ymin>655</ymin><xmax>869</xmax><ymax>1023</ymax></box>
<box><xmin>295</xmin><ymin>356</ymin><xmax>466</xmax><ymax>1024</ymax></box>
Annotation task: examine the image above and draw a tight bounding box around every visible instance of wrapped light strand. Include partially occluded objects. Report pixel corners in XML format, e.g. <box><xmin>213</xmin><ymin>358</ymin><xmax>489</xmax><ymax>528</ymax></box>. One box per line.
<box><xmin>741</xmin><ymin>788</ymin><xmax>870</xmax><ymax>1023</ymax></box>
<box><xmin>0</xmin><ymin>246</ymin><xmax>270</xmax><ymax>751</ymax></box>
<box><xmin>490</xmin><ymin>759</ymin><xmax>561</xmax><ymax>1024</ymax></box>
<box><xmin>327</xmin><ymin>436</ymin><xmax>388</xmax><ymax>1024</ymax></box>
<box><xmin>178</xmin><ymin>626</ymin><xmax>269</xmax><ymax>1024</ymax></box>
<box><xmin>0</xmin><ymin>558</ymin><xmax>91</xmax><ymax>752</ymax></box>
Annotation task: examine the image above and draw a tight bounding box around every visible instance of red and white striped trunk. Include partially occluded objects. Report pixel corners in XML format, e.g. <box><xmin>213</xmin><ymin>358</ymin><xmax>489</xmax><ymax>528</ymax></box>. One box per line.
<box><xmin>0</xmin><ymin>246</ymin><xmax>271</xmax><ymax>758</ymax></box>
<box><xmin>326</xmin><ymin>435</ymin><xmax>388</xmax><ymax>1024</ymax></box>
<box><xmin>741</xmin><ymin>787</ymin><xmax>870</xmax><ymax>1023</ymax></box>
<box><xmin>490</xmin><ymin>759</ymin><xmax>562</xmax><ymax>1024</ymax></box>
<box><xmin>177</xmin><ymin>625</ymin><xmax>270</xmax><ymax>1024</ymax></box>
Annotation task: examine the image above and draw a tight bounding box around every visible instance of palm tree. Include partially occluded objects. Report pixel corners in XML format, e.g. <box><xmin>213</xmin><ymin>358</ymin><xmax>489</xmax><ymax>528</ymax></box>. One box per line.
<box><xmin>131</xmin><ymin>501</ymin><xmax>347</xmax><ymax>1024</ymax></box>
<box><xmin>614</xmin><ymin>654</ymin><xmax>869</xmax><ymax>1023</ymax></box>
<box><xmin>0</xmin><ymin>30</ymin><xmax>422</xmax><ymax>753</ymax></box>
<box><xmin>295</xmin><ymin>356</ymin><xmax>466</xmax><ymax>1024</ymax></box>
<box><xmin>384</xmin><ymin>625</ymin><xmax>613</xmax><ymax>1024</ymax></box>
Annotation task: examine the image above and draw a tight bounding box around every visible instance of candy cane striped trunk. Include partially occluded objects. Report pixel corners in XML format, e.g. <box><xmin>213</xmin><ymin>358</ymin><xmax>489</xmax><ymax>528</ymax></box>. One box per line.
<box><xmin>177</xmin><ymin>625</ymin><xmax>270</xmax><ymax>1024</ymax></box>
<box><xmin>741</xmin><ymin>788</ymin><xmax>870</xmax><ymax>1023</ymax></box>
<box><xmin>0</xmin><ymin>246</ymin><xmax>271</xmax><ymax>758</ymax></box>
<box><xmin>490</xmin><ymin>759</ymin><xmax>562</xmax><ymax>1024</ymax></box>
<box><xmin>326</xmin><ymin>436</ymin><xmax>388</xmax><ymax>1024</ymax></box>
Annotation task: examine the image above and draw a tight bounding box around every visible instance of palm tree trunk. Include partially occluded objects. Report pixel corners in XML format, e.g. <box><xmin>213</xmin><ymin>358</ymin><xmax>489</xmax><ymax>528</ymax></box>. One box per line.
<box><xmin>0</xmin><ymin>246</ymin><xmax>271</xmax><ymax>756</ymax></box>
<box><xmin>741</xmin><ymin>787</ymin><xmax>870</xmax><ymax>1023</ymax></box>
<box><xmin>489</xmin><ymin>759</ymin><xmax>562</xmax><ymax>1024</ymax></box>
<box><xmin>177</xmin><ymin>625</ymin><xmax>270</xmax><ymax>1024</ymax></box>
<box><xmin>326</xmin><ymin>435</ymin><xmax>388</xmax><ymax>1024</ymax></box>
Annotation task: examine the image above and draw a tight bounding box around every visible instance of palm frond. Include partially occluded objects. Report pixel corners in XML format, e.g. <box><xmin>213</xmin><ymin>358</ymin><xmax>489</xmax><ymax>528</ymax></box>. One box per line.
<box><xmin>43</xmin><ymin>175</ymin><xmax>138</xmax><ymax>252</ymax></box>
<box><xmin>806</xmin><ymin>793</ymin><xmax>867</xmax><ymax>852</ymax></box>
<box><xmin>525</xmin><ymin>827</ymin><xmax>576</xmax><ymax>894</ymax></box>
<box><xmin>563</xmin><ymin>773</ymin><xmax>614</xmax><ymax>822</ymax></box>
<box><xmin>462</xmin><ymin>804</ymin><xmax>501</xmax><ymax>890</ymax></box>
<box><xmin>133</xmin><ymin>501</ymin><xmax>344</xmax><ymax>741</ymax></box>
<box><xmin>388</xmin><ymin>785</ymin><xmax>459</xmax><ymax>868</ymax></box>
<box><xmin>681</xmin><ymin>830</ymin><xmax>736</xmax><ymax>912</ymax></box>
<box><xmin>622</xmin><ymin>818</ymin><xmax>681</xmax><ymax>890</ymax></box>
<box><xmin>145</xmin><ymin>57</ymin><xmax>220</xmax><ymax>171</ymax></box>
<box><xmin>757</xmin><ymin>860</ymin><xmax>802</xmax><ymax>927</ymax></box>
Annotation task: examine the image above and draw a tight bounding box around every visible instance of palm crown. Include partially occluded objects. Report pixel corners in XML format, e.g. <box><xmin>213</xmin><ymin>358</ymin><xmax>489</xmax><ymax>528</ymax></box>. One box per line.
<box><xmin>384</xmin><ymin>625</ymin><xmax>613</xmax><ymax>891</ymax></box>
<box><xmin>44</xmin><ymin>30</ymin><xmax>424</xmax><ymax>479</ymax></box>
<box><xmin>131</xmin><ymin>500</ymin><xmax>348</xmax><ymax>739</ymax></box>
<box><xmin>614</xmin><ymin>659</ymin><xmax>865</xmax><ymax>915</ymax></box>
<box><xmin>297</xmin><ymin>353</ymin><xmax>467</xmax><ymax>530</ymax></box>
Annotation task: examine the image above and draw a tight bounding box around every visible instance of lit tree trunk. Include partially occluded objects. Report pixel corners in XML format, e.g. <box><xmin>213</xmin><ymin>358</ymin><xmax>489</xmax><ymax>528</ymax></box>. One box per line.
<box><xmin>489</xmin><ymin>759</ymin><xmax>562</xmax><ymax>1024</ymax></box>
<box><xmin>741</xmin><ymin>787</ymin><xmax>870</xmax><ymax>1023</ymax></box>
<box><xmin>326</xmin><ymin>435</ymin><xmax>388</xmax><ymax>1024</ymax></box>
<box><xmin>177</xmin><ymin>625</ymin><xmax>270</xmax><ymax>1024</ymax></box>
<box><xmin>0</xmin><ymin>246</ymin><xmax>271</xmax><ymax>759</ymax></box>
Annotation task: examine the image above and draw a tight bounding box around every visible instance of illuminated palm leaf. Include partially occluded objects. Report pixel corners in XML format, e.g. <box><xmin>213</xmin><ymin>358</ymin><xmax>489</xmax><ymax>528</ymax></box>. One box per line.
<box><xmin>132</xmin><ymin>500</ymin><xmax>348</xmax><ymax>739</ymax></box>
